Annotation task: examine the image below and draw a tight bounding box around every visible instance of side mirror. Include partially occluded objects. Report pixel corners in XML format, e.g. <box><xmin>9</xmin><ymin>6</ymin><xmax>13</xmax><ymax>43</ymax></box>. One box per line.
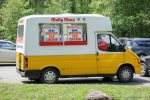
<box><xmin>98</xmin><ymin>40</ymin><xmax>108</xmax><ymax>51</ymax></box>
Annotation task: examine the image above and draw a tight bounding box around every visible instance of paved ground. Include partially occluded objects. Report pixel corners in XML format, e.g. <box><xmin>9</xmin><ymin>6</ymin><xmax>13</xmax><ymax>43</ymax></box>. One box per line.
<box><xmin>0</xmin><ymin>66</ymin><xmax>150</xmax><ymax>86</ymax></box>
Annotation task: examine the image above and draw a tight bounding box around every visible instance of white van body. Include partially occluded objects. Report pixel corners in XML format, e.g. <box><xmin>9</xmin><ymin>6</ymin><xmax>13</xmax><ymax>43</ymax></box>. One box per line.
<box><xmin>17</xmin><ymin>14</ymin><xmax>112</xmax><ymax>55</ymax></box>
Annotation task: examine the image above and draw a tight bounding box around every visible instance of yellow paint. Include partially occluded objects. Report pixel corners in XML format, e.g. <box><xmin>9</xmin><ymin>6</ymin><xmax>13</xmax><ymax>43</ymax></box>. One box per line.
<box><xmin>125</xmin><ymin>49</ymin><xmax>141</xmax><ymax>74</ymax></box>
<box><xmin>27</xmin><ymin>54</ymin><xmax>97</xmax><ymax>75</ymax></box>
<box><xmin>16</xmin><ymin>53</ymin><xmax>26</xmax><ymax>70</ymax></box>
<box><xmin>97</xmin><ymin>53</ymin><xmax>124</xmax><ymax>74</ymax></box>
<box><xmin>16</xmin><ymin>48</ymin><xmax>141</xmax><ymax>76</ymax></box>
<box><xmin>16</xmin><ymin>53</ymin><xmax>21</xmax><ymax>69</ymax></box>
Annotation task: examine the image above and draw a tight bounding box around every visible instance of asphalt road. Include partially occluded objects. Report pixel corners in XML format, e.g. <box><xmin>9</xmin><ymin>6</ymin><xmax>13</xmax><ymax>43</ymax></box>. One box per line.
<box><xmin>0</xmin><ymin>66</ymin><xmax>150</xmax><ymax>86</ymax></box>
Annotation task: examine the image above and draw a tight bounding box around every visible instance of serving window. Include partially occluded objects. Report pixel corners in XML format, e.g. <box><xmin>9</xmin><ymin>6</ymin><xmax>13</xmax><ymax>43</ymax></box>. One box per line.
<box><xmin>39</xmin><ymin>24</ymin><xmax>63</xmax><ymax>46</ymax></box>
<box><xmin>39</xmin><ymin>23</ymin><xmax>87</xmax><ymax>46</ymax></box>
<box><xmin>63</xmin><ymin>23</ymin><xmax>87</xmax><ymax>45</ymax></box>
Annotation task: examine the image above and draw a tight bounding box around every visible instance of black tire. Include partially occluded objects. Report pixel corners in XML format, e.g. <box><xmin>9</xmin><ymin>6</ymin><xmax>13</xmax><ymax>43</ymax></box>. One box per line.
<box><xmin>28</xmin><ymin>78</ymin><xmax>41</xmax><ymax>83</ymax></box>
<box><xmin>140</xmin><ymin>63</ymin><xmax>149</xmax><ymax>77</ymax></box>
<box><xmin>117</xmin><ymin>66</ymin><xmax>133</xmax><ymax>82</ymax></box>
<box><xmin>102</xmin><ymin>77</ymin><xmax>113</xmax><ymax>82</ymax></box>
<box><xmin>40</xmin><ymin>68</ymin><xmax>59</xmax><ymax>84</ymax></box>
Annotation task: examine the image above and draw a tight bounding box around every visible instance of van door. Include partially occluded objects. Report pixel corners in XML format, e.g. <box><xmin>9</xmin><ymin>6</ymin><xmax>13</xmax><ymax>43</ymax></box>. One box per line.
<box><xmin>95</xmin><ymin>32</ymin><xmax>125</xmax><ymax>74</ymax></box>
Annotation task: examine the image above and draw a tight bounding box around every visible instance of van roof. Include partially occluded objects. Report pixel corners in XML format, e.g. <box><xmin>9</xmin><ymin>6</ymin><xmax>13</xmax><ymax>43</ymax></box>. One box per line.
<box><xmin>20</xmin><ymin>14</ymin><xmax>108</xmax><ymax>20</ymax></box>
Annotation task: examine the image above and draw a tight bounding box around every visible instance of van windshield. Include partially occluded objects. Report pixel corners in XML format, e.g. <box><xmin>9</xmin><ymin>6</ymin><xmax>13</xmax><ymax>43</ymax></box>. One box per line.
<box><xmin>17</xmin><ymin>25</ymin><xmax>24</xmax><ymax>43</ymax></box>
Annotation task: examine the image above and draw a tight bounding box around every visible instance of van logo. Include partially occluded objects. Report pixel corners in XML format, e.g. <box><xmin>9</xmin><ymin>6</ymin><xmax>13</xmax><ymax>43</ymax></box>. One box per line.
<box><xmin>51</xmin><ymin>18</ymin><xmax>75</xmax><ymax>22</ymax></box>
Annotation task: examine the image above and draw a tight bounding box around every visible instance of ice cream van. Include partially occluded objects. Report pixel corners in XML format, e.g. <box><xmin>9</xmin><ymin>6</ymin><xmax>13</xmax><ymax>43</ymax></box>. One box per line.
<box><xmin>16</xmin><ymin>14</ymin><xmax>141</xmax><ymax>83</ymax></box>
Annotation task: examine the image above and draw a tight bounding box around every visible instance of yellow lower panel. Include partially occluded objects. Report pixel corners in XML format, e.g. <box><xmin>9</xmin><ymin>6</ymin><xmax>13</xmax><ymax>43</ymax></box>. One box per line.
<box><xmin>16</xmin><ymin>53</ymin><xmax>20</xmax><ymax>69</ymax></box>
<box><xmin>98</xmin><ymin>53</ymin><xmax>124</xmax><ymax>74</ymax></box>
<box><xmin>17</xmin><ymin>52</ymin><xmax>141</xmax><ymax>76</ymax></box>
<box><xmin>27</xmin><ymin>54</ymin><xmax>97</xmax><ymax>75</ymax></box>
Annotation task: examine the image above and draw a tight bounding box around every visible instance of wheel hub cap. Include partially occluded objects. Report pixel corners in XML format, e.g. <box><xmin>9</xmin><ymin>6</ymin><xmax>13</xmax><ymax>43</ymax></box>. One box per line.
<box><xmin>121</xmin><ymin>69</ymin><xmax>131</xmax><ymax>80</ymax></box>
<box><xmin>44</xmin><ymin>71</ymin><xmax>56</xmax><ymax>82</ymax></box>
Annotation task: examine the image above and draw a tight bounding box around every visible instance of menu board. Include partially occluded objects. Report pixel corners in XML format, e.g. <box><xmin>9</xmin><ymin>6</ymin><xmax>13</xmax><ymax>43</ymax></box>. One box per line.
<box><xmin>44</xmin><ymin>26</ymin><xmax>59</xmax><ymax>42</ymax></box>
<box><xmin>67</xmin><ymin>25</ymin><xmax>83</xmax><ymax>41</ymax></box>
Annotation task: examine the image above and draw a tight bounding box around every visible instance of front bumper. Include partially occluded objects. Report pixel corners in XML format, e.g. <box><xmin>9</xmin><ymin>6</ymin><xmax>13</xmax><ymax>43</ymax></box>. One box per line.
<box><xmin>16</xmin><ymin>69</ymin><xmax>41</xmax><ymax>79</ymax></box>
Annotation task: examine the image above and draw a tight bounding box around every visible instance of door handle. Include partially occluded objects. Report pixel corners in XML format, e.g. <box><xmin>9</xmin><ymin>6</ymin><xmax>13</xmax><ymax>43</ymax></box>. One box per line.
<box><xmin>96</xmin><ymin>51</ymin><xmax>99</xmax><ymax>61</ymax></box>
<box><xmin>96</xmin><ymin>51</ymin><xmax>99</xmax><ymax>56</ymax></box>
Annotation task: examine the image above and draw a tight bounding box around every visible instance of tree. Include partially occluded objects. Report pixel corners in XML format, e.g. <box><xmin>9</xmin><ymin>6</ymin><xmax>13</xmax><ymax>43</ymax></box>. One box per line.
<box><xmin>1</xmin><ymin>0</ymin><xmax>150</xmax><ymax>41</ymax></box>
<box><xmin>1</xmin><ymin>0</ymin><xmax>26</xmax><ymax>42</ymax></box>
<box><xmin>69</xmin><ymin>0</ymin><xmax>92</xmax><ymax>14</ymax></box>
<box><xmin>25</xmin><ymin>0</ymin><xmax>71</xmax><ymax>14</ymax></box>
<box><xmin>0</xmin><ymin>0</ymin><xmax>72</xmax><ymax>41</ymax></box>
<box><xmin>91</xmin><ymin>0</ymin><xmax>150</xmax><ymax>38</ymax></box>
<box><xmin>25</xmin><ymin>0</ymin><xmax>48</xmax><ymax>14</ymax></box>
<box><xmin>44</xmin><ymin>0</ymin><xmax>70</xmax><ymax>14</ymax></box>
<box><xmin>0</xmin><ymin>0</ymin><xmax>7</xmax><ymax>39</ymax></box>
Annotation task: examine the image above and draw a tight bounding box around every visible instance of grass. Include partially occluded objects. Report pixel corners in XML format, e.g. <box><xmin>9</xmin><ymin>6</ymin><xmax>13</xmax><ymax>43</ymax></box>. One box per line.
<box><xmin>0</xmin><ymin>83</ymin><xmax>150</xmax><ymax>100</ymax></box>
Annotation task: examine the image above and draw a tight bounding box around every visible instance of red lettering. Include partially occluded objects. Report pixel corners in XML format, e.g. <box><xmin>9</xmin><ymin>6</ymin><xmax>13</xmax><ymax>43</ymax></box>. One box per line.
<box><xmin>50</xmin><ymin>18</ymin><xmax>75</xmax><ymax>22</ymax></box>
<box><xmin>69</xmin><ymin>32</ymin><xmax>82</xmax><ymax>41</ymax></box>
<box><xmin>64</xmin><ymin>18</ymin><xmax>75</xmax><ymax>22</ymax></box>
<box><xmin>46</xmin><ymin>32</ymin><xmax>58</xmax><ymax>41</ymax></box>
<box><xmin>51</xmin><ymin>18</ymin><xmax>63</xmax><ymax>22</ymax></box>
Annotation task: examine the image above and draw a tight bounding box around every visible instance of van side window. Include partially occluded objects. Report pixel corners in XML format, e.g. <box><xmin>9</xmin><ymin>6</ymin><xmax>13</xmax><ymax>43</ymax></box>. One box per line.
<box><xmin>39</xmin><ymin>23</ymin><xmax>87</xmax><ymax>46</ymax></box>
<box><xmin>39</xmin><ymin>24</ymin><xmax>63</xmax><ymax>46</ymax></box>
<box><xmin>17</xmin><ymin>25</ymin><xmax>24</xmax><ymax>43</ymax></box>
<box><xmin>97</xmin><ymin>34</ymin><xmax>110</xmax><ymax>51</ymax></box>
<box><xmin>63</xmin><ymin>23</ymin><xmax>87</xmax><ymax>45</ymax></box>
<box><xmin>97</xmin><ymin>34</ymin><xmax>123</xmax><ymax>52</ymax></box>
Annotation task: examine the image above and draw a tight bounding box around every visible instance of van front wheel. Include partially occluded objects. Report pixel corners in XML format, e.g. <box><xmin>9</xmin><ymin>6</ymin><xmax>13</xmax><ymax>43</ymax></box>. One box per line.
<box><xmin>117</xmin><ymin>66</ymin><xmax>133</xmax><ymax>82</ymax></box>
<box><xmin>40</xmin><ymin>68</ymin><xmax>59</xmax><ymax>84</ymax></box>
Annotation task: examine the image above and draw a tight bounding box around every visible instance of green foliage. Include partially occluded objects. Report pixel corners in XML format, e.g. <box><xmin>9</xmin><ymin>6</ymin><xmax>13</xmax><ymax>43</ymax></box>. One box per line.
<box><xmin>90</xmin><ymin>0</ymin><xmax>150</xmax><ymax>38</ymax></box>
<box><xmin>24</xmin><ymin>0</ymin><xmax>71</xmax><ymax>14</ymax></box>
<box><xmin>43</xmin><ymin>0</ymin><xmax>71</xmax><ymax>14</ymax></box>
<box><xmin>0</xmin><ymin>0</ymin><xmax>71</xmax><ymax>41</ymax></box>
<box><xmin>90</xmin><ymin>0</ymin><xmax>113</xmax><ymax>15</ymax></box>
<box><xmin>0</xmin><ymin>0</ymin><xmax>7</xmax><ymax>39</ymax></box>
<box><xmin>0</xmin><ymin>0</ymin><xmax>150</xmax><ymax>41</ymax></box>
<box><xmin>69</xmin><ymin>0</ymin><xmax>92</xmax><ymax>14</ymax></box>
<box><xmin>26</xmin><ymin>0</ymin><xmax>47</xmax><ymax>14</ymax></box>
<box><xmin>0</xmin><ymin>83</ymin><xmax>150</xmax><ymax>100</ymax></box>
<box><xmin>1</xmin><ymin>0</ymin><xmax>26</xmax><ymax>42</ymax></box>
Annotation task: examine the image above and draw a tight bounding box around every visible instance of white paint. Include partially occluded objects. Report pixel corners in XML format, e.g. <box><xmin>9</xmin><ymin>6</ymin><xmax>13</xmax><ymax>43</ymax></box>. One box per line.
<box><xmin>17</xmin><ymin>14</ymin><xmax>112</xmax><ymax>56</ymax></box>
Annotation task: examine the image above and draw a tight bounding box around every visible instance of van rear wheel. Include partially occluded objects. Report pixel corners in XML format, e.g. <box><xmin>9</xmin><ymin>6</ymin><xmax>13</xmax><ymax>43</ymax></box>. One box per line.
<box><xmin>117</xmin><ymin>66</ymin><xmax>133</xmax><ymax>82</ymax></box>
<box><xmin>40</xmin><ymin>68</ymin><xmax>59</xmax><ymax>84</ymax></box>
